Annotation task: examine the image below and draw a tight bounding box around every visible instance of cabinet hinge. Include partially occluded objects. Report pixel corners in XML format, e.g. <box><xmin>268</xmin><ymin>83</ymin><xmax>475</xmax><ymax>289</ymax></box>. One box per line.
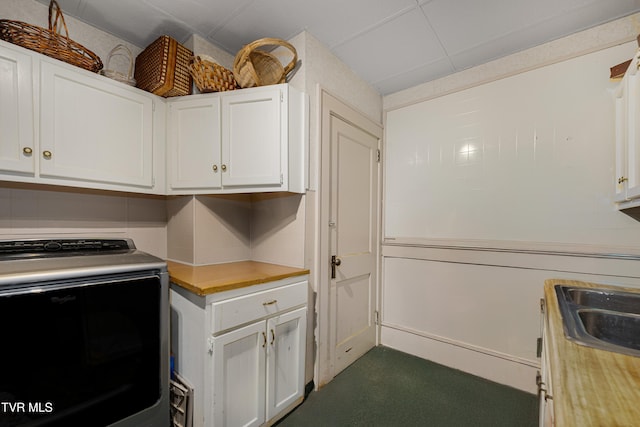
<box><xmin>280</xmin><ymin>92</ymin><xmax>284</xmax><ymax>102</ymax></box>
<box><xmin>207</xmin><ymin>337</ymin><xmax>214</xmax><ymax>354</ymax></box>
<box><xmin>280</xmin><ymin>173</ymin><xmax>284</xmax><ymax>185</ymax></box>
<box><xmin>377</xmin><ymin>149</ymin><xmax>381</xmax><ymax>163</ymax></box>
<box><xmin>374</xmin><ymin>310</ymin><xmax>380</xmax><ymax>325</ymax></box>
<box><xmin>152</xmin><ymin>100</ymin><xmax>156</xmax><ymax>112</ymax></box>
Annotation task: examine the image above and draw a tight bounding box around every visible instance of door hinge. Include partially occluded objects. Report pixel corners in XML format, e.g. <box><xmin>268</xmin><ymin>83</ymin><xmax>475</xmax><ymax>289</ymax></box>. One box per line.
<box><xmin>377</xmin><ymin>149</ymin><xmax>381</xmax><ymax>163</ymax></box>
<box><xmin>536</xmin><ymin>337</ymin><xmax>543</xmax><ymax>358</ymax></box>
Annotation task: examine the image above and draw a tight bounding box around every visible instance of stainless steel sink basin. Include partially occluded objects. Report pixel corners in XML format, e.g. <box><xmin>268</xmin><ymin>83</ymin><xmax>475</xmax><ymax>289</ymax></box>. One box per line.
<box><xmin>577</xmin><ymin>309</ymin><xmax>640</xmax><ymax>352</ymax></box>
<box><xmin>555</xmin><ymin>285</ymin><xmax>640</xmax><ymax>357</ymax></box>
<box><xmin>564</xmin><ymin>287</ymin><xmax>640</xmax><ymax>315</ymax></box>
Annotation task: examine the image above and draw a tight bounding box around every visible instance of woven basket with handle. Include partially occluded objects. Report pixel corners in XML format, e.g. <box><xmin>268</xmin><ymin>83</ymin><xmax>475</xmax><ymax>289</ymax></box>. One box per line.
<box><xmin>189</xmin><ymin>55</ymin><xmax>237</xmax><ymax>92</ymax></box>
<box><xmin>233</xmin><ymin>38</ymin><xmax>297</xmax><ymax>88</ymax></box>
<box><xmin>100</xmin><ymin>44</ymin><xmax>136</xmax><ymax>86</ymax></box>
<box><xmin>0</xmin><ymin>0</ymin><xmax>102</xmax><ymax>72</ymax></box>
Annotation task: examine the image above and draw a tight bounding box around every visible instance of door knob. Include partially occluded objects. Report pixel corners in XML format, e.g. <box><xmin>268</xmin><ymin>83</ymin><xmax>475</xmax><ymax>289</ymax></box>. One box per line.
<box><xmin>331</xmin><ymin>255</ymin><xmax>341</xmax><ymax>279</ymax></box>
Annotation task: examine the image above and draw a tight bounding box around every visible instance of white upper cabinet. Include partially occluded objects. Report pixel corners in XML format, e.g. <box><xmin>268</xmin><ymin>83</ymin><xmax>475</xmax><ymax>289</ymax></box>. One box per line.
<box><xmin>168</xmin><ymin>84</ymin><xmax>308</xmax><ymax>194</ymax></box>
<box><xmin>221</xmin><ymin>86</ymin><xmax>282</xmax><ymax>188</ymax></box>
<box><xmin>0</xmin><ymin>40</ymin><xmax>165</xmax><ymax>194</ymax></box>
<box><xmin>615</xmin><ymin>49</ymin><xmax>640</xmax><ymax>206</ymax></box>
<box><xmin>0</xmin><ymin>44</ymin><xmax>34</xmax><ymax>175</ymax></box>
<box><xmin>167</xmin><ymin>96</ymin><xmax>222</xmax><ymax>190</ymax></box>
<box><xmin>0</xmin><ymin>40</ymin><xmax>306</xmax><ymax>196</ymax></box>
<box><xmin>40</xmin><ymin>60</ymin><xmax>155</xmax><ymax>189</ymax></box>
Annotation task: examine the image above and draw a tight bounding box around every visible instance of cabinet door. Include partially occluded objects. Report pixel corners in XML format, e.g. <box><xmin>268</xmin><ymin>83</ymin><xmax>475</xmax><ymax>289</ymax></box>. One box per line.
<box><xmin>614</xmin><ymin>79</ymin><xmax>628</xmax><ymax>202</ymax></box>
<box><xmin>213</xmin><ymin>321</ymin><xmax>266</xmax><ymax>427</ymax></box>
<box><xmin>626</xmin><ymin>68</ymin><xmax>640</xmax><ymax>200</ymax></box>
<box><xmin>221</xmin><ymin>87</ymin><xmax>283</xmax><ymax>188</ymax></box>
<box><xmin>0</xmin><ymin>45</ymin><xmax>34</xmax><ymax>174</ymax></box>
<box><xmin>168</xmin><ymin>97</ymin><xmax>222</xmax><ymax>190</ymax></box>
<box><xmin>539</xmin><ymin>304</ymin><xmax>554</xmax><ymax>427</ymax></box>
<box><xmin>39</xmin><ymin>61</ymin><xmax>154</xmax><ymax>188</ymax></box>
<box><xmin>266</xmin><ymin>307</ymin><xmax>307</xmax><ymax>422</ymax></box>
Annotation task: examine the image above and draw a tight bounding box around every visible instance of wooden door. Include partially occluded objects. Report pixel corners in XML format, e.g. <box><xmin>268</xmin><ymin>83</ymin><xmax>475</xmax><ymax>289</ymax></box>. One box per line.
<box><xmin>324</xmin><ymin>93</ymin><xmax>382</xmax><ymax>377</ymax></box>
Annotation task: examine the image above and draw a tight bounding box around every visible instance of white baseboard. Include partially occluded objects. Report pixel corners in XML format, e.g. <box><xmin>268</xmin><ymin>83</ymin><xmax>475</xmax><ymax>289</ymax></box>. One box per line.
<box><xmin>381</xmin><ymin>325</ymin><xmax>539</xmax><ymax>394</ymax></box>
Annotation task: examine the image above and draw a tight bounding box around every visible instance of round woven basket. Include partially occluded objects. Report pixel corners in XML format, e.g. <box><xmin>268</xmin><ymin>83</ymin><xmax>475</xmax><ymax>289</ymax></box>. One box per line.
<box><xmin>233</xmin><ymin>38</ymin><xmax>297</xmax><ymax>88</ymax></box>
<box><xmin>100</xmin><ymin>44</ymin><xmax>136</xmax><ymax>86</ymax></box>
<box><xmin>189</xmin><ymin>55</ymin><xmax>237</xmax><ymax>92</ymax></box>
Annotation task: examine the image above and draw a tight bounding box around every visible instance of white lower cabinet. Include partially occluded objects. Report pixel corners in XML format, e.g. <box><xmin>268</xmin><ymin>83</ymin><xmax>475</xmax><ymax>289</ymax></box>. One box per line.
<box><xmin>212</xmin><ymin>307</ymin><xmax>306</xmax><ymax>427</ymax></box>
<box><xmin>171</xmin><ymin>277</ymin><xmax>308</xmax><ymax>427</ymax></box>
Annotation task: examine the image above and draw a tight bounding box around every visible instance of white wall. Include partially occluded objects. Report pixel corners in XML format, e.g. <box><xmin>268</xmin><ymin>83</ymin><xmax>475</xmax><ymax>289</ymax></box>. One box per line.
<box><xmin>0</xmin><ymin>183</ymin><xmax>168</xmax><ymax>258</ymax></box>
<box><xmin>381</xmin><ymin>16</ymin><xmax>640</xmax><ymax>394</ymax></box>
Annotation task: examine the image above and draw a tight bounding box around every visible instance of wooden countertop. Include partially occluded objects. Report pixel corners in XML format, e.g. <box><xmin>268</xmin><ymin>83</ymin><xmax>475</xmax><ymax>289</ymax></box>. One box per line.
<box><xmin>167</xmin><ymin>260</ymin><xmax>309</xmax><ymax>296</ymax></box>
<box><xmin>544</xmin><ymin>279</ymin><xmax>640</xmax><ymax>427</ymax></box>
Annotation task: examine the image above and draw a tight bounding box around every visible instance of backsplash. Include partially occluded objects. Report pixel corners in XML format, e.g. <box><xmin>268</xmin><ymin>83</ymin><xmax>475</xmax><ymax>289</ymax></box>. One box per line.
<box><xmin>0</xmin><ymin>183</ymin><xmax>168</xmax><ymax>258</ymax></box>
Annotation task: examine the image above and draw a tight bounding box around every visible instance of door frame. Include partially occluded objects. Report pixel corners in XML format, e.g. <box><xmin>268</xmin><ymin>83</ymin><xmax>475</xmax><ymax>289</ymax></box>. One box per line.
<box><xmin>316</xmin><ymin>87</ymin><xmax>383</xmax><ymax>387</ymax></box>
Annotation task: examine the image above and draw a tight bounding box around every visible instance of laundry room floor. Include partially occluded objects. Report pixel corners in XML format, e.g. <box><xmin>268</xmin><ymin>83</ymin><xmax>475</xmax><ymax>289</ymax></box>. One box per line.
<box><xmin>276</xmin><ymin>346</ymin><xmax>538</xmax><ymax>426</ymax></box>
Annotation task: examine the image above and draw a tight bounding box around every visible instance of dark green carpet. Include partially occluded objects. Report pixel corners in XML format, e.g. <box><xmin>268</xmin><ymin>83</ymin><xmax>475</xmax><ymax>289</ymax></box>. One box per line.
<box><xmin>277</xmin><ymin>346</ymin><xmax>538</xmax><ymax>427</ymax></box>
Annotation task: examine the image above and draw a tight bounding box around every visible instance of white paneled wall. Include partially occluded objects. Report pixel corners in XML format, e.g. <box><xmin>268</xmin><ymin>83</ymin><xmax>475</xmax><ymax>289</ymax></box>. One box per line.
<box><xmin>385</xmin><ymin>41</ymin><xmax>640</xmax><ymax>248</ymax></box>
<box><xmin>382</xmin><ymin>41</ymin><xmax>640</xmax><ymax>393</ymax></box>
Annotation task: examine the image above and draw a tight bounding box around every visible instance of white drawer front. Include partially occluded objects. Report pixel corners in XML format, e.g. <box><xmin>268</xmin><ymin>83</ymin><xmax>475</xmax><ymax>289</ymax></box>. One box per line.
<box><xmin>212</xmin><ymin>281</ymin><xmax>307</xmax><ymax>333</ymax></box>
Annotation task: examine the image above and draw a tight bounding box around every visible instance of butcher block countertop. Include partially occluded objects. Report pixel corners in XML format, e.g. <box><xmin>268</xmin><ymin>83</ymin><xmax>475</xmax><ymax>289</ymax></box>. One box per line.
<box><xmin>544</xmin><ymin>279</ymin><xmax>640</xmax><ymax>427</ymax></box>
<box><xmin>167</xmin><ymin>260</ymin><xmax>309</xmax><ymax>296</ymax></box>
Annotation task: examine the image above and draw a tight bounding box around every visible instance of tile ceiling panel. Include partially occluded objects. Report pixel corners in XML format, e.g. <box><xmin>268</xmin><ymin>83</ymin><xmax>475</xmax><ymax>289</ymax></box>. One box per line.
<box><xmin>332</xmin><ymin>8</ymin><xmax>447</xmax><ymax>84</ymax></box>
<box><xmin>143</xmin><ymin>0</ymin><xmax>251</xmax><ymax>37</ymax></box>
<box><xmin>208</xmin><ymin>0</ymin><xmax>419</xmax><ymax>54</ymax></box>
<box><xmin>32</xmin><ymin>0</ymin><xmax>640</xmax><ymax>95</ymax></box>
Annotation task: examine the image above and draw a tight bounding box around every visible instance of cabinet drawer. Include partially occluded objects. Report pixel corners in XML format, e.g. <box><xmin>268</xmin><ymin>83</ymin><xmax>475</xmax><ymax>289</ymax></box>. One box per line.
<box><xmin>212</xmin><ymin>281</ymin><xmax>307</xmax><ymax>333</ymax></box>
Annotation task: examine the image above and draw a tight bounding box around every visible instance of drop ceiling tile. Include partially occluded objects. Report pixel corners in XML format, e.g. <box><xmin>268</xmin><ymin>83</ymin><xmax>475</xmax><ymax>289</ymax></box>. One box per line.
<box><xmin>143</xmin><ymin>0</ymin><xmax>252</xmax><ymax>36</ymax></box>
<box><xmin>373</xmin><ymin>57</ymin><xmax>455</xmax><ymax>95</ymax></box>
<box><xmin>448</xmin><ymin>0</ymin><xmax>640</xmax><ymax>71</ymax></box>
<box><xmin>297</xmin><ymin>0</ymin><xmax>419</xmax><ymax>48</ymax></box>
<box><xmin>77</xmin><ymin>0</ymin><xmax>192</xmax><ymax>46</ymax></box>
<box><xmin>332</xmin><ymin>8</ymin><xmax>446</xmax><ymax>84</ymax></box>
<box><xmin>36</xmin><ymin>0</ymin><xmax>82</xmax><ymax>14</ymax></box>
<box><xmin>422</xmin><ymin>0</ymin><xmax>606</xmax><ymax>56</ymax></box>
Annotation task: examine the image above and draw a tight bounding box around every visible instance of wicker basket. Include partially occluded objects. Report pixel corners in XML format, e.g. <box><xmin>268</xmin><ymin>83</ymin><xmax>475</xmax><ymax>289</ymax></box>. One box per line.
<box><xmin>233</xmin><ymin>38</ymin><xmax>297</xmax><ymax>88</ymax></box>
<box><xmin>0</xmin><ymin>0</ymin><xmax>102</xmax><ymax>72</ymax></box>
<box><xmin>189</xmin><ymin>55</ymin><xmax>237</xmax><ymax>92</ymax></box>
<box><xmin>100</xmin><ymin>44</ymin><xmax>136</xmax><ymax>86</ymax></box>
<box><xmin>134</xmin><ymin>35</ymin><xmax>192</xmax><ymax>97</ymax></box>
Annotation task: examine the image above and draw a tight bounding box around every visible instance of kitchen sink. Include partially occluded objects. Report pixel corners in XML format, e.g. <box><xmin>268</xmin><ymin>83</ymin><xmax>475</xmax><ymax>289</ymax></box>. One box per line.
<box><xmin>577</xmin><ymin>309</ymin><xmax>640</xmax><ymax>352</ymax></box>
<box><xmin>555</xmin><ymin>285</ymin><xmax>640</xmax><ymax>357</ymax></box>
<box><xmin>563</xmin><ymin>287</ymin><xmax>640</xmax><ymax>314</ymax></box>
